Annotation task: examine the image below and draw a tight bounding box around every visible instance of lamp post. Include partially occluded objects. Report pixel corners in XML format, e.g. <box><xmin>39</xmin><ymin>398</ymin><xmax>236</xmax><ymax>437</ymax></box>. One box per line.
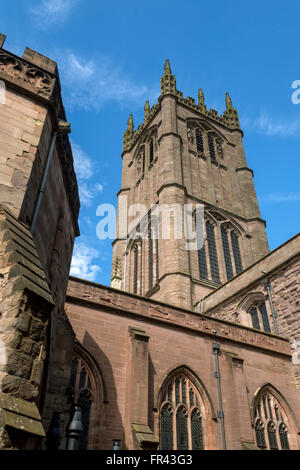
<box><xmin>112</xmin><ymin>439</ymin><xmax>121</xmax><ymax>450</ymax></box>
<box><xmin>66</xmin><ymin>405</ymin><xmax>83</xmax><ymax>450</ymax></box>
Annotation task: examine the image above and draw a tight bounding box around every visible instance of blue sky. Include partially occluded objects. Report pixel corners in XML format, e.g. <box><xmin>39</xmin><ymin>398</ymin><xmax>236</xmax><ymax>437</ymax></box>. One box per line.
<box><xmin>1</xmin><ymin>0</ymin><xmax>300</xmax><ymax>285</ymax></box>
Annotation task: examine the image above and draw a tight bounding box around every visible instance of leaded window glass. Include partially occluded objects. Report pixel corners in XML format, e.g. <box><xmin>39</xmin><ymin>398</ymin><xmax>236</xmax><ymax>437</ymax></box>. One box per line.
<box><xmin>160</xmin><ymin>375</ymin><xmax>206</xmax><ymax>450</ymax></box>
<box><xmin>161</xmin><ymin>404</ymin><xmax>174</xmax><ymax>450</ymax></box>
<box><xmin>255</xmin><ymin>392</ymin><xmax>291</xmax><ymax>450</ymax></box>
<box><xmin>221</xmin><ymin>227</ymin><xmax>233</xmax><ymax>280</ymax></box>
<box><xmin>198</xmin><ymin>245</ymin><xmax>208</xmax><ymax>279</ymax></box>
<box><xmin>268</xmin><ymin>422</ymin><xmax>278</xmax><ymax>450</ymax></box>
<box><xmin>191</xmin><ymin>409</ymin><xmax>204</xmax><ymax>450</ymax></box>
<box><xmin>255</xmin><ymin>420</ymin><xmax>267</xmax><ymax>449</ymax></box>
<box><xmin>182</xmin><ymin>380</ymin><xmax>187</xmax><ymax>405</ymax></box>
<box><xmin>176</xmin><ymin>406</ymin><xmax>188</xmax><ymax>450</ymax></box>
<box><xmin>250</xmin><ymin>308</ymin><xmax>260</xmax><ymax>330</ymax></box>
<box><xmin>231</xmin><ymin>231</ymin><xmax>243</xmax><ymax>273</ymax></box>
<box><xmin>208</xmin><ymin>134</ymin><xmax>216</xmax><ymax>161</ymax></box>
<box><xmin>175</xmin><ymin>378</ymin><xmax>180</xmax><ymax>405</ymax></box>
<box><xmin>259</xmin><ymin>303</ymin><xmax>271</xmax><ymax>333</ymax></box>
<box><xmin>279</xmin><ymin>424</ymin><xmax>289</xmax><ymax>450</ymax></box>
<box><xmin>206</xmin><ymin>221</ymin><xmax>220</xmax><ymax>282</ymax></box>
<box><xmin>195</xmin><ymin>128</ymin><xmax>204</xmax><ymax>153</ymax></box>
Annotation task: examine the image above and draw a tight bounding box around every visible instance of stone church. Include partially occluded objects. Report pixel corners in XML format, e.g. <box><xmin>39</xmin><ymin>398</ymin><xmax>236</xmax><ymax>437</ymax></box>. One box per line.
<box><xmin>0</xmin><ymin>35</ymin><xmax>299</xmax><ymax>450</ymax></box>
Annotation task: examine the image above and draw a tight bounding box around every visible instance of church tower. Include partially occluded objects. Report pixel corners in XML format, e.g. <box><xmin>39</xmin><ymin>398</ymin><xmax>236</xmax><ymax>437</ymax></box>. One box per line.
<box><xmin>112</xmin><ymin>60</ymin><xmax>269</xmax><ymax>310</ymax></box>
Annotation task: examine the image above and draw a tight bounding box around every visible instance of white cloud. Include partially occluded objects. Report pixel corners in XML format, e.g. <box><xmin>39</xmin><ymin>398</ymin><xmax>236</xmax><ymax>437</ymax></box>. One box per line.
<box><xmin>59</xmin><ymin>52</ymin><xmax>159</xmax><ymax>110</ymax></box>
<box><xmin>242</xmin><ymin>113</ymin><xmax>300</xmax><ymax>137</ymax></box>
<box><xmin>95</xmin><ymin>183</ymin><xmax>104</xmax><ymax>193</ymax></box>
<box><xmin>70</xmin><ymin>242</ymin><xmax>101</xmax><ymax>281</ymax></box>
<box><xmin>71</xmin><ymin>142</ymin><xmax>94</xmax><ymax>180</ymax></box>
<box><xmin>79</xmin><ymin>183</ymin><xmax>94</xmax><ymax>207</ymax></box>
<box><xmin>31</xmin><ymin>0</ymin><xmax>78</xmax><ymax>26</ymax></box>
<box><xmin>71</xmin><ymin>142</ymin><xmax>104</xmax><ymax>207</ymax></box>
<box><xmin>262</xmin><ymin>192</ymin><xmax>300</xmax><ymax>203</ymax></box>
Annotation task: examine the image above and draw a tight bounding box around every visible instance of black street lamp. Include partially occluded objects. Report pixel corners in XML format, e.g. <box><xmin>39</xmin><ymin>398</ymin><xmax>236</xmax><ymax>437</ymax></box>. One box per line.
<box><xmin>66</xmin><ymin>405</ymin><xmax>83</xmax><ymax>450</ymax></box>
<box><xmin>112</xmin><ymin>439</ymin><xmax>121</xmax><ymax>450</ymax></box>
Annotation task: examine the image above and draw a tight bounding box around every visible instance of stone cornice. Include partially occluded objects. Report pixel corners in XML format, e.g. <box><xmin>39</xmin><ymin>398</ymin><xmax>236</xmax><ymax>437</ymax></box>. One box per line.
<box><xmin>66</xmin><ymin>276</ymin><xmax>290</xmax><ymax>357</ymax></box>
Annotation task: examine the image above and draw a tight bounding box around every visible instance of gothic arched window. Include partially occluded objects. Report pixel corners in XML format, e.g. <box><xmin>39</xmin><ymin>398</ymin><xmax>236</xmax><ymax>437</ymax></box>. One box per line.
<box><xmin>254</xmin><ymin>391</ymin><xmax>290</xmax><ymax>450</ymax></box>
<box><xmin>69</xmin><ymin>355</ymin><xmax>95</xmax><ymax>450</ymax></box>
<box><xmin>249</xmin><ymin>302</ymin><xmax>271</xmax><ymax>333</ymax></box>
<box><xmin>206</xmin><ymin>221</ymin><xmax>220</xmax><ymax>282</ymax></box>
<box><xmin>160</xmin><ymin>374</ymin><xmax>205</xmax><ymax>450</ymax></box>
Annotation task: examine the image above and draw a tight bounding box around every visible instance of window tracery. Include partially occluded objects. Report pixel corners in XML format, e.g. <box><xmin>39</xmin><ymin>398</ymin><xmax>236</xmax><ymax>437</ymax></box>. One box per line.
<box><xmin>160</xmin><ymin>374</ymin><xmax>205</xmax><ymax>450</ymax></box>
<box><xmin>254</xmin><ymin>391</ymin><xmax>290</xmax><ymax>450</ymax></box>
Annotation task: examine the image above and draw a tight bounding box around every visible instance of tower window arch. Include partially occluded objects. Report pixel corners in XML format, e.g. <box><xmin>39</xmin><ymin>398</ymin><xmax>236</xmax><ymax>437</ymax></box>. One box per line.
<box><xmin>159</xmin><ymin>373</ymin><xmax>205</xmax><ymax>450</ymax></box>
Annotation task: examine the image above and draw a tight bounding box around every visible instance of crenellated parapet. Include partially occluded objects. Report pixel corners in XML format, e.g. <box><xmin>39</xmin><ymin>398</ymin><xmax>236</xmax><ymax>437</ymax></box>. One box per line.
<box><xmin>122</xmin><ymin>59</ymin><xmax>241</xmax><ymax>153</ymax></box>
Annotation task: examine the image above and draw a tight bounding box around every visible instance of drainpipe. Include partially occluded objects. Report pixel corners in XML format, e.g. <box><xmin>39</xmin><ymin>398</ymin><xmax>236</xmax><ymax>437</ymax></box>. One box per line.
<box><xmin>264</xmin><ymin>279</ymin><xmax>279</xmax><ymax>335</ymax></box>
<box><xmin>212</xmin><ymin>341</ymin><xmax>227</xmax><ymax>450</ymax></box>
<box><xmin>31</xmin><ymin>120</ymin><xmax>71</xmax><ymax>236</ymax></box>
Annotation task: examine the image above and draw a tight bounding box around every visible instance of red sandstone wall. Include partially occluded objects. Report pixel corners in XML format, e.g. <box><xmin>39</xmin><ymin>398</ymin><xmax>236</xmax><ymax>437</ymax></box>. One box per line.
<box><xmin>65</xmin><ymin>279</ymin><xmax>300</xmax><ymax>450</ymax></box>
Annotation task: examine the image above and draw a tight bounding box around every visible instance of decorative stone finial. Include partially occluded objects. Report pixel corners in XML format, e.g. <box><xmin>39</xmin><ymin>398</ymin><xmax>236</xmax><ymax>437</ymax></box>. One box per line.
<box><xmin>225</xmin><ymin>92</ymin><xmax>233</xmax><ymax>109</ymax></box>
<box><xmin>123</xmin><ymin>114</ymin><xmax>135</xmax><ymax>152</ymax></box>
<box><xmin>164</xmin><ymin>58</ymin><xmax>172</xmax><ymax>75</ymax></box>
<box><xmin>144</xmin><ymin>100</ymin><xmax>150</xmax><ymax>123</ymax></box>
<box><xmin>222</xmin><ymin>92</ymin><xmax>240</xmax><ymax>129</ymax></box>
<box><xmin>198</xmin><ymin>88</ymin><xmax>206</xmax><ymax>110</ymax></box>
<box><xmin>160</xmin><ymin>58</ymin><xmax>176</xmax><ymax>96</ymax></box>
<box><xmin>127</xmin><ymin>113</ymin><xmax>134</xmax><ymax>131</ymax></box>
